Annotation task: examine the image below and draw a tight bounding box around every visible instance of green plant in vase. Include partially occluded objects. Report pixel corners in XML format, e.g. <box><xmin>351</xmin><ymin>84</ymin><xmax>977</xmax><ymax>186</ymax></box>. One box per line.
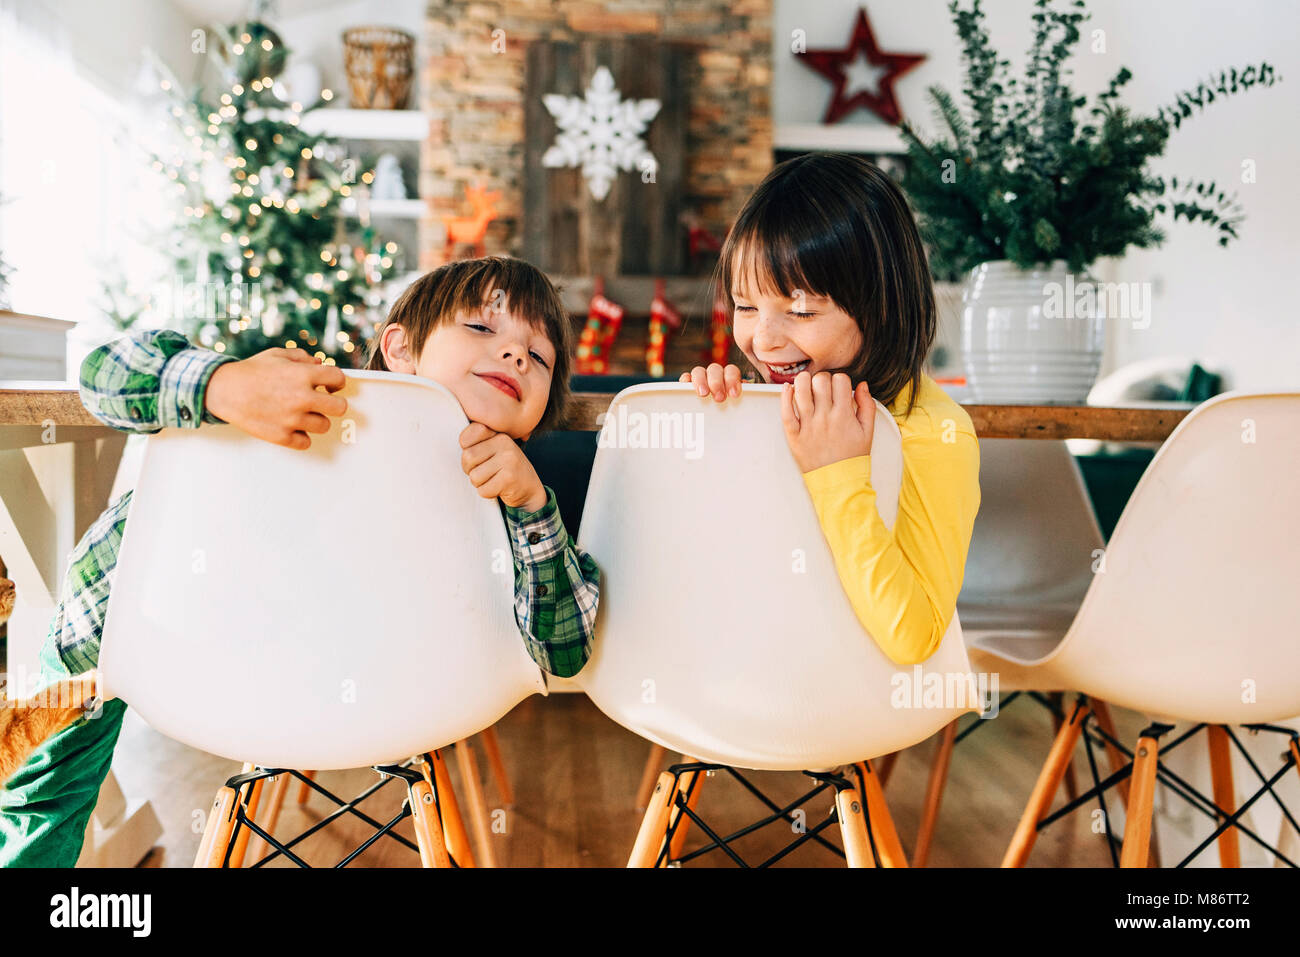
<box><xmin>898</xmin><ymin>0</ymin><xmax>1280</xmax><ymax>403</ymax></box>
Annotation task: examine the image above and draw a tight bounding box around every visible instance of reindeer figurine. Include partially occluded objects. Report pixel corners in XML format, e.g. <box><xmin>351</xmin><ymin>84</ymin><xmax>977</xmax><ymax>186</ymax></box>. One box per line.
<box><xmin>440</xmin><ymin>181</ymin><xmax>501</xmax><ymax>259</ymax></box>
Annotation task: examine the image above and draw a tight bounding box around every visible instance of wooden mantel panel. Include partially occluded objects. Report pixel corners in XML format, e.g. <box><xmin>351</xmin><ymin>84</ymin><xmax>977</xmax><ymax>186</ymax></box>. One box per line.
<box><xmin>2</xmin><ymin>385</ymin><xmax>1190</xmax><ymax>442</ymax></box>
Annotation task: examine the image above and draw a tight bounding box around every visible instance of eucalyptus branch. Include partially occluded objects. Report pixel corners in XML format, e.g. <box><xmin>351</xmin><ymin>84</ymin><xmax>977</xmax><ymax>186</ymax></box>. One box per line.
<box><xmin>1156</xmin><ymin>62</ymin><xmax>1282</xmax><ymax>131</ymax></box>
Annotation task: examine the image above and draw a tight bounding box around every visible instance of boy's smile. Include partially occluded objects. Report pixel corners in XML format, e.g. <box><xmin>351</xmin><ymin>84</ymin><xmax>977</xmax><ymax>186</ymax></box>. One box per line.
<box><xmin>475</xmin><ymin>370</ymin><xmax>521</xmax><ymax>401</ymax></box>
<box><xmin>380</xmin><ymin>300</ymin><xmax>555</xmax><ymax>440</ymax></box>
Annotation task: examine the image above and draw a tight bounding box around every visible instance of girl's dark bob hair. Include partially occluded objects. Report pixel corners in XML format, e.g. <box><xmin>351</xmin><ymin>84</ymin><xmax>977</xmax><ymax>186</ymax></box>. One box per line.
<box><xmin>363</xmin><ymin>256</ymin><xmax>574</xmax><ymax>436</ymax></box>
<box><xmin>713</xmin><ymin>152</ymin><xmax>935</xmax><ymax>418</ymax></box>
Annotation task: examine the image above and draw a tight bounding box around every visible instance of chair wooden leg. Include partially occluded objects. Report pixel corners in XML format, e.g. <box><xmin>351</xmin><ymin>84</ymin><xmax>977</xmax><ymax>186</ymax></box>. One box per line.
<box><xmin>913</xmin><ymin>720</ymin><xmax>958</xmax><ymax>867</ymax></box>
<box><xmin>296</xmin><ymin>769</ymin><xmax>316</xmax><ymax>805</ymax></box>
<box><xmin>195</xmin><ymin>785</ymin><xmax>240</xmax><ymax>868</ymax></box>
<box><xmin>855</xmin><ymin>760</ymin><xmax>908</xmax><ymax>867</ymax></box>
<box><xmin>1089</xmin><ymin>700</ymin><xmax>1159</xmax><ymax>864</ymax></box>
<box><xmin>227</xmin><ymin>774</ymin><xmax>265</xmax><ymax>868</ymax></box>
<box><xmin>1049</xmin><ymin>693</ymin><xmax>1079</xmax><ymax>802</ymax></box>
<box><xmin>1148</xmin><ymin>820</ymin><xmax>1164</xmax><ymax>869</ymax></box>
<box><xmin>193</xmin><ymin>799</ymin><xmax>218</xmax><ymax>867</ymax></box>
<box><xmin>666</xmin><ymin>756</ymin><xmax>706</xmax><ymax>862</ymax></box>
<box><xmin>1120</xmin><ymin>729</ymin><xmax>1161</xmax><ymax>868</ymax></box>
<box><xmin>876</xmin><ymin>750</ymin><xmax>899</xmax><ymax>790</ymax></box>
<box><xmin>1271</xmin><ymin>740</ymin><xmax>1300</xmax><ymax>866</ymax></box>
<box><xmin>408</xmin><ymin>778</ymin><xmax>452</xmax><ymax>868</ymax></box>
<box><xmin>635</xmin><ymin>744</ymin><xmax>668</xmax><ymax>809</ymax></box>
<box><xmin>478</xmin><ymin>725</ymin><xmax>514</xmax><ymax>808</ymax></box>
<box><xmin>628</xmin><ymin>772</ymin><xmax>676</xmax><ymax>867</ymax></box>
<box><xmin>1089</xmin><ymin>699</ymin><xmax>1131</xmax><ymax>805</ymax></box>
<box><xmin>429</xmin><ymin>749</ymin><xmax>474</xmax><ymax>867</ymax></box>
<box><xmin>454</xmin><ymin>739</ymin><xmax>496</xmax><ymax>868</ymax></box>
<box><xmin>1207</xmin><ymin>725</ymin><xmax>1241</xmax><ymax>868</ymax></box>
<box><xmin>243</xmin><ymin>770</ymin><xmax>291</xmax><ymax>866</ymax></box>
<box><xmin>836</xmin><ymin>788</ymin><xmax>875</xmax><ymax>868</ymax></box>
<box><xmin>1003</xmin><ymin>697</ymin><xmax>1091</xmax><ymax>867</ymax></box>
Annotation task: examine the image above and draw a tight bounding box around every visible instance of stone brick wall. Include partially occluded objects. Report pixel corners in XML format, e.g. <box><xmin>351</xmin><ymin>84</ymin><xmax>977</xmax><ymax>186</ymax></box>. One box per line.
<box><xmin>420</xmin><ymin>0</ymin><xmax>772</xmax><ymax>271</ymax></box>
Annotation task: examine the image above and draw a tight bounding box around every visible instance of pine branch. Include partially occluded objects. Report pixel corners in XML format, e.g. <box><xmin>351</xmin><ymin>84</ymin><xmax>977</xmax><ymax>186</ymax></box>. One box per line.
<box><xmin>926</xmin><ymin>85</ymin><xmax>973</xmax><ymax>155</ymax></box>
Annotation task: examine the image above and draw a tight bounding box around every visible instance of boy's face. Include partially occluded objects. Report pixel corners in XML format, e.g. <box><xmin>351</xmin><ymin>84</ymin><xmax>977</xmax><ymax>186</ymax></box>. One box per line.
<box><xmin>730</xmin><ymin>280</ymin><xmax>864</xmax><ymax>386</ymax></box>
<box><xmin>381</xmin><ymin>300</ymin><xmax>555</xmax><ymax>441</ymax></box>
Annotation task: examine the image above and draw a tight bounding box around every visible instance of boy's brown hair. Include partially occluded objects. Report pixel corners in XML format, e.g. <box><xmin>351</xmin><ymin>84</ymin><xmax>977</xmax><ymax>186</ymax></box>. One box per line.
<box><xmin>713</xmin><ymin>152</ymin><xmax>936</xmax><ymax>419</ymax></box>
<box><xmin>364</xmin><ymin>256</ymin><xmax>574</xmax><ymax>435</ymax></box>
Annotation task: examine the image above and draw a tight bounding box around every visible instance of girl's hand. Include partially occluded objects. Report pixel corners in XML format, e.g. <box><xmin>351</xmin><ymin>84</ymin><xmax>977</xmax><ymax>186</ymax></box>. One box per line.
<box><xmin>205</xmin><ymin>348</ymin><xmax>348</xmax><ymax>451</ymax></box>
<box><xmin>680</xmin><ymin>363</ymin><xmax>742</xmax><ymax>402</ymax></box>
<box><xmin>780</xmin><ymin>371</ymin><xmax>876</xmax><ymax>473</ymax></box>
<box><xmin>459</xmin><ymin>422</ymin><xmax>548</xmax><ymax>512</ymax></box>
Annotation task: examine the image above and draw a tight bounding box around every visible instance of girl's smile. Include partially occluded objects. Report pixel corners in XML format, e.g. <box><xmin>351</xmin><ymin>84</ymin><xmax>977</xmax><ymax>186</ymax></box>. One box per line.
<box><xmin>763</xmin><ymin>358</ymin><xmax>812</xmax><ymax>383</ymax></box>
<box><xmin>732</xmin><ymin>284</ymin><xmax>863</xmax><ymax>385</ymax></box>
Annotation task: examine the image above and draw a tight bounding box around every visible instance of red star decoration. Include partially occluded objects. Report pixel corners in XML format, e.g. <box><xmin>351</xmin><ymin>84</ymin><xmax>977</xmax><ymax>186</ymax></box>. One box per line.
<box><xmin>797</xmin><ymin>7</ymin><xmax>926</xmax><ymax>125</ymax></box>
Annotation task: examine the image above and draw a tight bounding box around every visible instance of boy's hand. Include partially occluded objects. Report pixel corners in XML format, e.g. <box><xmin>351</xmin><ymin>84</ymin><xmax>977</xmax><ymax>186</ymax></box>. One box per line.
<box><xmin>680</xmin><ymin>362</ymin><xmax>743</xmax><ymax>402</ymax></box>
<box><xmin>205</xmin><ymin>348</ymin><xmax>348</xmax><ymax>451</ymax></box>
<box><xmin>780</xmin><ymin>371</ymin><xmax>876</xmax><ymax>473</ymax></box>
<box><xmin>460</xmin><ymin>422</ymin><xmax>548</xmax><ymax>512</ymax></box>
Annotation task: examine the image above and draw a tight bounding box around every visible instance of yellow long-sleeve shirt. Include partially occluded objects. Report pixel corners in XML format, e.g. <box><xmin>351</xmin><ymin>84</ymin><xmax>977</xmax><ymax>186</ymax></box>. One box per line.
<box><xmin>801</xmin><ymin>374</ymin><xmax>981</xmax><ymax>666</ymax></box>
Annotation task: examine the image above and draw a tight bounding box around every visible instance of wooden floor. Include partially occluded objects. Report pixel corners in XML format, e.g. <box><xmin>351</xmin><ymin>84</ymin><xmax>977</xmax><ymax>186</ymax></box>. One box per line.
<box><xmin>116</xmin><ymin>693</ymin><xmax>1149</xmax><ymax>868</ymax></box>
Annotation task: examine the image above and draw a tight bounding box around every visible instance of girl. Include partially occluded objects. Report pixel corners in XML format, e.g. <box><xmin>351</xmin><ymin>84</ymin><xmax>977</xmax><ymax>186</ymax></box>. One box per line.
<box><xmin>682</xmin><ymin>152</ymin><xmax>980</xmax><ymax>666</ymax></box>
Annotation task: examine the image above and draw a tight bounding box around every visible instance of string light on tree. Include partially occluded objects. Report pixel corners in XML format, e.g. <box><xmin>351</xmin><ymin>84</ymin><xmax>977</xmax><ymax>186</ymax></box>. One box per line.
<box><xmin>101</xmin><ymin>17</ymin><xmax>402</xmax><ymax>361</ymax></box>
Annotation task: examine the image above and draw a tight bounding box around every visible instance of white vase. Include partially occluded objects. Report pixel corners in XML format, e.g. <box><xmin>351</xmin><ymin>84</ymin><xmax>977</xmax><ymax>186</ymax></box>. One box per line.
<box><xmin>960</xmin><ymin>259</ymin><xmax>1105</xmax><ymax>404</ymax></box>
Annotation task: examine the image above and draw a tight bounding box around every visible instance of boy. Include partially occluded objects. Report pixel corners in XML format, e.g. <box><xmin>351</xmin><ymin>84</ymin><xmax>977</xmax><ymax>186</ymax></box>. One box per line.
<box><xmin>0</xmin><ymin>256</ymin><xmax>598</xmax><ymax>867</ymax></box>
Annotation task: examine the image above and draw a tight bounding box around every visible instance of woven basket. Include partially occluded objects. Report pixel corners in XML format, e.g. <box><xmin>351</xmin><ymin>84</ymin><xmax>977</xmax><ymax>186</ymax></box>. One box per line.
<box><xmin>342</xmin><ymin>26</ymin><xmax>414</xmax><ymax>110</ymax></box>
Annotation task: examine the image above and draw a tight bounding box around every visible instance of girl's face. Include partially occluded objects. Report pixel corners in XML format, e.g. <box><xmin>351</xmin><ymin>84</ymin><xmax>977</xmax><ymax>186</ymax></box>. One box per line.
<box><xmin>381</xmin><ymin>301</ymin><xmax>555</xmax><ymax>440</ymax></box>
<box><xmin>730</xmin><ymin>278</ymin><xmax>864</xmax><ymax>386</ymax></box>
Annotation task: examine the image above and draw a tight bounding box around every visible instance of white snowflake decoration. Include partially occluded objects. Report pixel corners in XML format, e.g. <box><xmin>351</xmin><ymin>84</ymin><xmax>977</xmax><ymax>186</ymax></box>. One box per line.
<box><xmin>541</xmin><ymin>66</ymin><xmax>660</xmax><ymax>201</ymax></box>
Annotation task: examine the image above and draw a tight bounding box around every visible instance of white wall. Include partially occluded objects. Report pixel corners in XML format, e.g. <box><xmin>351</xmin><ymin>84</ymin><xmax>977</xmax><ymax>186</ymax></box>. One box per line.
<box><xmin>22</xmin><ymin>0</ymin><xmax>1297</xmax><ymax>391</ymax></box>
<box><xmin>37</xmin><ymin>0</ymin><xmax>203</xmax><ymax>96</ymax></box>
<box><xmin>0</xmin><ymin>1</ymin><xmax>203</xmax><ymax>373</ymax></box>
<box><xmin>774</xmin><ymin>0</ymin><xmax>1300</xmax><ymax>390</ymax></box>
<box><xmin>0</xmin><ymin>0</ymin><xmax>202</xmax><ymax>687</ymax></box>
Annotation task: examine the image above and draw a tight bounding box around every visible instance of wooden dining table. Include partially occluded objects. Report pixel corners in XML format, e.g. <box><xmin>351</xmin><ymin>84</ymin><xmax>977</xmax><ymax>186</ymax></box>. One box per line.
<box><xmin>1</xmin><ymin>382</ymin><xmax>1194</xmax><ymax>440</ymax></box>
<box><xmin>0</xmin><ymin>380</ymin><xmax>1195</xmax><ymax>866</ymax></box>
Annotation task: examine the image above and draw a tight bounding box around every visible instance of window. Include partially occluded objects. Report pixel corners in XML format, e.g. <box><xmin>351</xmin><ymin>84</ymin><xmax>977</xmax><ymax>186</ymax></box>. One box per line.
<box><xmin>0</xmin><ymin>0</ymin><xmax>163</xmax><ymax>359</ymax></box>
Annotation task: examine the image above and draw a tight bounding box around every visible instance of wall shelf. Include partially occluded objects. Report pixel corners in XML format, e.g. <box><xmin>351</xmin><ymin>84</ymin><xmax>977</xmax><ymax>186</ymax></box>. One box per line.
<box><xmin>774</xmin><ymin>123</ymin><xmax>906</xmax><ymax>154</ymax></box>
<box><xmin>300</xmin><ymin>108</ymin><xmax>429</xmax><ymax>141</ymax></box>
<box><xmin>341</xmin><ymin>197</ymin><xmax>427</xmax><ymax>220</ymax></box>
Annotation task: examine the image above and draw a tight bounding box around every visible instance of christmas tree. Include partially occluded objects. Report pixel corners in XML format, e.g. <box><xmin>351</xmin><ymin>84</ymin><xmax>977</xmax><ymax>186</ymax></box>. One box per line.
<box><xmin>117</xmin><ymin>19</ymin><xmax>400</xmax><ymax>365</ymax></box>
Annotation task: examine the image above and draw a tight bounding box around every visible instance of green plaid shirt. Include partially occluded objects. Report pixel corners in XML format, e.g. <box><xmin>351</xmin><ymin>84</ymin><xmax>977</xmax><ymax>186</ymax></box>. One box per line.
<box><xmin>59</xmin><ymin>328</ymin><xmax>598</xmax><ymax>680</ymax></box>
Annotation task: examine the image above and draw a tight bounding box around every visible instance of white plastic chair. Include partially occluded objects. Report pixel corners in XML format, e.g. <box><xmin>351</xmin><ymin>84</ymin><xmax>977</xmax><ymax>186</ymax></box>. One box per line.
<box><xmin>572</xmin><ymin>384</ymin><xmax>981</xmax><ymax>867</ymax></box>
<box><xmin>984</xmin><ymin>391</ymin><xmax>1300</xmax><ymax>867</ymax></box>
<box><xmin>96</xmin><ymin>371</ymin><xmax>546</xmax><ymax>867</ymax></box>
<box><xmin>911</xmin><ymin>439</ymin><xmax>1109</xmax><ymax>865</ymax></box>
<box><xmin>959</xmin><ymin>439</ymin><xmax>1104</xmax><ymax>638</ymax></box>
